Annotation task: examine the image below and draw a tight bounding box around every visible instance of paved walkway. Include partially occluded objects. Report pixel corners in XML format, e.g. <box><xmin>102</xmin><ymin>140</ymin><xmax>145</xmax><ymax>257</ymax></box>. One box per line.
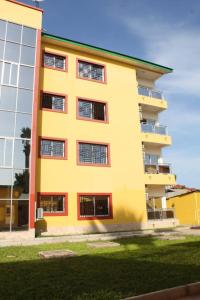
<box><xmin>1</xmin><ymin>226</ymin><xmax>200</xmax><ymax>247</ymax></box>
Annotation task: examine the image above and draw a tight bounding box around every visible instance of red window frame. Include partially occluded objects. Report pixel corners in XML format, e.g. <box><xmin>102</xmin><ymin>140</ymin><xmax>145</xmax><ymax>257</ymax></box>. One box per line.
<box><xmin>40</xmin><ymin>91</ymin><xmax>68</xmax><ymax>114</ymax></box>
<box><xmin>42</xmin><ymin>50</ymin><xmax>68</xmax><ymax>72</ymax></box>
<box><xmin>76</xmin><ymin>140</ymin><xmax>111</xmax><ymax>167</ymax></box>
<box><xmin>38</xmin><ymin>136</ymin><xmax>68</xmax><ymax>160</ymax></box>
<box><xmin>37</xmin><ymin>192</ymin><xmax>68</xmax><ymax>216</ymax></box>
<box><xmin>77</xmin><ymin>193</ymin><xmax>113</xmax><ymax>220</ymax></box>
<box><xmin>76</xmin><ymin>97</ymin><xmax>109</xmax><ymax>123</ymax></box>
<box><xmin>76</xmin><ymin>58</ymin><xmax>107</xmax><ymax>84</ymax></box>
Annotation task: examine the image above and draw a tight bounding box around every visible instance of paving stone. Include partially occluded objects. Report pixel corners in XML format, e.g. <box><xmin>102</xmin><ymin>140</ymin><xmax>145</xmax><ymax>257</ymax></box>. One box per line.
<box><xmin>39</xmin><ymin>249</ymin><xmax>77</xmax><ymax>259</ymax></box>
<box><xmin>87</xmin><ymin>241</ymin><xmax>120</xmax><ymax>248</ymax></box>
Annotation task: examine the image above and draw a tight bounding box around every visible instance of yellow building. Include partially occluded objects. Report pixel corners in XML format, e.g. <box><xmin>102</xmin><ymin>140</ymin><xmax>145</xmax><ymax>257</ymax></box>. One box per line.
<box><xmin>167</xmin><ymin>189</ymin><xmax>200</xmax><ymax>226</ymax></box>
<box><xmin>0</xmin><ymin>0</ymin><xmax>177</xmax><ymax>238</ymax></box>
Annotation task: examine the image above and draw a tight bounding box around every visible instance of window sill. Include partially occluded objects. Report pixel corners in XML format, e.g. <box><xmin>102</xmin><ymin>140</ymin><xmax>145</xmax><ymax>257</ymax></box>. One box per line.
<box><xmin>78</xmin><ymin>215</ymin><xmax>113</xmax><ymax>220</ymax></box>
<box><xmin>39</xmin><ymin>155</ymin><xmax>67</xmax><ymax>160</ymax></box>
<box><xmin>77</xmin><ymin>116</ymin><xmax>108</xmax><ymax>124</ymax></box>
<box><xmin>77</xmin><ymin>162</ymin><xmax>111</xmax><ymax>167</ymax></box>
<box><xmin>43</xmin><ymin>65</ymin><xmax>67</xmax><ymax>73</ymax></box>
<box><xmin>43</xmin><ymin>212</ymin><xmax>67</xmax><ymax>217</ymax></box>
<box><xmin>77</xmin><ymin>75</ymin><xmax>106</xmax><ymax>84</ymax></box>
<box><xmin>41</xmin><ymin>108</ymin><xmax>67</xmax><ymax>114</ymax></box>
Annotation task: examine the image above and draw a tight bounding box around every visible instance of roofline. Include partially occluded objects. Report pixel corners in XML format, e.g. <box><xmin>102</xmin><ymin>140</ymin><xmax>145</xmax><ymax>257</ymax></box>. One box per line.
<box><xmin>6</xmin><ymin>0</ymin><xmax>44</xmax><ymax>13</ymax></box>
<box><xmin>167</xmin><ymin>190</ymin><xmax>200</xmax><ymax>199</ymax></box>
<box><xmin>42</xmin><ymin>33</ymin><xmax>173</xmax><ymax>73</ymax></box>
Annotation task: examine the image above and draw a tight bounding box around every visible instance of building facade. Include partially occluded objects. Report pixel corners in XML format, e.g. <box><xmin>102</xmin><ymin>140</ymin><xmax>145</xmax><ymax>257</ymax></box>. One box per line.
<box><xmin>0</xmin><ymin>0</ymin><xmax>177</xmax><ymax>239</ymax></box>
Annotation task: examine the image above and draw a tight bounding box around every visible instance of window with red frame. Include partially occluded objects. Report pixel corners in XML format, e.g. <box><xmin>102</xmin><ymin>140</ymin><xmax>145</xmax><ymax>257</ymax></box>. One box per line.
<box><xmin>78</xmin><ymin>60</ymin><xmax>105</xmax><ymax>82</ymax></box>
<box><xmin>79</xmin><ymin>195</ymin><xmax>110</xmax><ymax>217</ymax></box>
<box><xmin>42</xmin><ymin>93</ymin><xmax>65</xmax><ymax>112</ymax></box>
<box><xmin>40</xmin><ymin>195</ymin><xmax>65</xmax><ymax>213</ymax></box>
<box><xmin>78</xmin><ymin>98</ymin><xmax>106</xmax><ymax>121</ymax></box>
<box><xmin>40</xmin><ymin>139</ymin><xmax>65</xmax><ymax>158</ymax></box>
<box><xmin>78</xmin><ymin>142</ymin><xmax>108</xmax><ymax>165</ymax></box>
<box><xmin>44</xmin><ymin>52</ymin><xmax>66</xmax><ymax>70</ymax></box>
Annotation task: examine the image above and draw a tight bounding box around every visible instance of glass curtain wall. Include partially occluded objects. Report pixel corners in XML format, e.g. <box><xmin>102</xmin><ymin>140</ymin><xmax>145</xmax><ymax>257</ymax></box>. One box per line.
<box><xmin>0</xmin><ymin>19</ymin><xmax>37</xmax><ymax>231</ymax></box>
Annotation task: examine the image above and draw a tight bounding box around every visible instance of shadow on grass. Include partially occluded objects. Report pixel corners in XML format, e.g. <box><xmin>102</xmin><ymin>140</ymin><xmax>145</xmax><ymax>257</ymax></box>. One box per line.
<box><xmin>1</xmin><ymin>238</ymin><xmax>200</xmax><ymax>300</ymax></box>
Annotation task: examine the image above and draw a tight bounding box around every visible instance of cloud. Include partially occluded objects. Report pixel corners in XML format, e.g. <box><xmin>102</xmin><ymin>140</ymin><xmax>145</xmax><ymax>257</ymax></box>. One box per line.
<box><xmin>116</xmin><ymin>15</ymin><xmax>200</xmax><ymax>96</ymax></box>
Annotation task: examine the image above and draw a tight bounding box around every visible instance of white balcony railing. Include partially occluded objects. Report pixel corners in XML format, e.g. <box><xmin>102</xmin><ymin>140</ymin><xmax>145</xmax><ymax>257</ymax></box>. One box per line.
<box><xmin>141</xmin><ymin>123</ymin><xmax>167</xmax><ymax>135</ymax></box>
<box><xmin>138</xmin><ymin>86</ymin><xmax>163</xmax><ymax>100</ymax></box>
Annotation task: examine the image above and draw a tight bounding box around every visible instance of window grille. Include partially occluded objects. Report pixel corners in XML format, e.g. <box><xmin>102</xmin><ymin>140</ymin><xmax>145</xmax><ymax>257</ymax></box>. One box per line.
<box><xmin>80</xmin><ymin>195</ymin><xmax>109</xmax><ymax>217</ymax></box>
<box><xmin>79</xmin><ymin>143</ymin><xmax>107</xmax><ymax>164</ymax></box>
<box><xmin>78</xmin><ymin>61</ymin><xmax>104</xmax><ymax>81</ymax></box>
<box><xmin>44</xmin><ymin>53</ymin><xmax>65</xmax><ymax>70</ymax></box>
<box><xmin>40</xmin><ymin>195</ymin><xmax>65</xmax><ymax>213</ymax></box>
<box><xmin>42</xmin><ymin>93</ymin><xmax>65</xmax><ymax>111</ymax></box>
<box><xmin>41</xmin><ymin>139</ymin><xmax>65</xmax><ymax>157</ymax></box>
<box><xmin>78</xmin><ymin>99</ymin><xmax>105</xmax><ymax>120</ymax></box>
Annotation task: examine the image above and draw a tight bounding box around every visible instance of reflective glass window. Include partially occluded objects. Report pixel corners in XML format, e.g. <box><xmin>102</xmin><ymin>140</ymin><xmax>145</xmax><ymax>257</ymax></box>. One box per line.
<box><xmin>0</xmin><ymin>139</ymin><xmax>4</xmax><ymax>166</ymax></box>
<box><xmin>0</xmin><ymin>200</ymin><xmax>11</xmax><ymax>231</ymax></box>
<box><xmin>17</xmin><ymin>89</ymin><xmax>33</xmax><ymax>113</ymax></box>
<box><xmin>0</xmin><ymin>111</ymin><xmax>15</xmax><ymax>136</ymax></box>
<box><xmin>0</xmin><ymin>86</ymin><xmax>17</xmax><ymax>111</ymax></box>
<box><xmin>15</xmin><ymin>113</ymin><xmax>32</xmax><ymax>138</ymax></box>
<box><xmin>4</xmin><ymin>42</ymin><xmax>20</xmax><ymax>63</ymax></box>
<box><xmin>14</xmin><ymin>139</ymin><xmax>30</xmax><ymax>169</ymax></box>
<box><xmin>10</xmin><ymin>63</ymin><xmax>18</xmax><ymax>86</ymax></box>
<box><xmin>3</xmin><ymin>62</ymin><xmax>11</xmax><ymax>85</ymax></box>
<box><xmin>7</xmin><ymin>22</ymin><xmax>21</xmax><ymax>43</ymax></box>
<box><xmin>0</xmin><ymin>168</ymin><xmax>12</xmax><ymax>199</ymax></box>
<box><xmin>0</xmin><ymin>39</ymin><xmax>4</xmax><ymax>60</ymax></box>
<box><xmin>0</xmin><ymin>20</ymin><xmax>6</xmax><ymax>40</ymax></box>
<box><xmin>22</xmin><ymin>26</ymin><xmax>36</xmax><ymax>46</ymax></box>
<box><xmin>12</xmin><ymin>169</ymin><xmax>29</xmax><ymax>199</ymax></box>
<box><xmin>11</xmin><ymin>200</ymin><xmax>28</xmax><ymax>231</ymax></box>
<box><xmin>21</xmin><ymin>45</ymin><xmax>35</xmax><ymax>66</ymax></box>
<box><xmin>19</xmin><ymin>65</ymin><xmax>34</xmax><ymax>89</ymax></box>
<box><xmin>4</xmin><ymin>139</ymin><xmax>13</xmax><ymax>167</ymax></box>
<box><xmin>0</xmin><ymin>61</ymin><xmax>2</xmax><ymax>80</ymax></box>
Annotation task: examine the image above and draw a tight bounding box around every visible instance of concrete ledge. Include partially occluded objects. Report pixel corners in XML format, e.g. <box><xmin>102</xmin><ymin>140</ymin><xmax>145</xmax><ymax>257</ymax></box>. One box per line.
<box><xmin>123</xmin><ymin>282</ymin><xmax>200</xmax><ymax>300</ymax></box>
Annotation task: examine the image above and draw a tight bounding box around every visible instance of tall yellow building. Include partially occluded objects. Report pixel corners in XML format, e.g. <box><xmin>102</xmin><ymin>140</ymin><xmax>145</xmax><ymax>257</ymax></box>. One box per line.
<box><xmin>0</xmin><ymin>0</ymin><xmax>177</xmax><ymax>239</ymax></box>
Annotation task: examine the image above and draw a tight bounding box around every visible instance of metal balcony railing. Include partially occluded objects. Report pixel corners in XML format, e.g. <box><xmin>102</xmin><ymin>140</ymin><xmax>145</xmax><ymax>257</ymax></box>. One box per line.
<box><xmin>138</xmin><ymin>86</ymin><xmax>163</xmax><ymax>99</ymax></box>
<box><xmin>141</xmin><ymin>123</ymin><xmax>167</xmax><ymax>135</ymax></box>
<box><xmin>147</xmin><ymin>208</ymin><xmax>175</xmax><ymax>220</ymax></box>
<box><xmin>145</xmin><ymin>163</ymin><xmax>171</xmax><ymax>174</ymax></box>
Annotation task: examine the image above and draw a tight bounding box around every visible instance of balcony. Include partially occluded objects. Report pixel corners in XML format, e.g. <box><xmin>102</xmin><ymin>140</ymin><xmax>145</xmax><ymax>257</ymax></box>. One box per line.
<box><xmin>138</xmin><ymin>86</ymin><xmax>167</xmax><ymax>111</ymax></box>
<box><xmin>141</xmin><ymin>123</ymin><xmax>167</xmax><ymax>135</ymax></box>
<box><xmin>147</xmin><ymin>208</ymin><xmax>175</xmax><ymax>220</ymax></box>
<box><xmin>145</xmin><ymin>163</ymin><xmax>171</xmax><ymax>174</ymax></box>
<box><xmin>138</xmin><ymin>86</ymin><xmax>163</xmax><ymax>99</ymax></box>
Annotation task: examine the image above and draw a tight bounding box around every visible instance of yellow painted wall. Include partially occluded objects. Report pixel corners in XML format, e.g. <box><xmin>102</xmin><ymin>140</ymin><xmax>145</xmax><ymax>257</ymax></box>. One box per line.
<box><xmin>36</xmin><ymin>40</ymin><xmax>149</xmax><ymax>231</ymax></box>
<box><xmin>167</xmin><ymin>192</ymin><xmax>200</xmax><ymax>225</ymax></box>
<box><xmin>0</xmin><ymin>0</ymin><xmax>42</xmax><ymax>29</ymax></box>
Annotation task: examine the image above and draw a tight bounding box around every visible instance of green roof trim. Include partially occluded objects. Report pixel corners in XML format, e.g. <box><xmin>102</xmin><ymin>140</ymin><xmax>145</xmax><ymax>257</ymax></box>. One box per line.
<box><xmin>42</xmin><ymin>33</ymin><xmax>173</xmax><ymax>73</ymax></box>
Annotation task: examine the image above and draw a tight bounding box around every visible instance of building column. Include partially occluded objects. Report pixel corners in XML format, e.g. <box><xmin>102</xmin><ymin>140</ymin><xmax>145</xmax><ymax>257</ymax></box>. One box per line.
<box><xmin>161</xmin><ymin>196</ymin><xmax>167</xmax><ymax>209</ymax></box>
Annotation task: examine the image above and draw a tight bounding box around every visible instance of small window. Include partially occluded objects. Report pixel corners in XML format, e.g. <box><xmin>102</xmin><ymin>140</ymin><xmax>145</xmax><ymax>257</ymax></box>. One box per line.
<box><xmin>78</xmin><ymin>99</ymin><xmax>107</xmax><ymax>121</ymax></box>
<box><xmin>44</xmin><ymin>52</ymin><xmax>66</xmax><ymax>70</ymax></box>
<box><xmin>40</xmin><ymin>138</ymin><xmax>66</xmax><ymax>159</ymax></box>
<box><xmin>42</xmin><ymin>93</ymin><xmax>66</xmax><ymax>112</ymax></box>
<box><xmin>79</xmin><ymin>194</ymin><xmax>112</xmax><ymax>219</ymax></box>
<box><xmin>78</xmin><ymin>142</ymin><xmax>109</xmax><ymax>165</ymax></box>
<box><xmin>39</xmin><ymin>194</ymin><xmax>67</xmax><ymax>215</ymax></box>
<box><xmin>78</xmin><ymin>60</ymin><xmax>105</xmax><ymax>82</ymax></box>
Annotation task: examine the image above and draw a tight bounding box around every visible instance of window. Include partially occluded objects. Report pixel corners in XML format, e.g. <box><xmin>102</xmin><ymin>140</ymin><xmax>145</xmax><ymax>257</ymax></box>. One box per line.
<box><xmin>78</xmin><ymin>194</ymin><xmax>112</xmax><ymax>219</ymax></box>
<box><xmin>38</xmin><ymin>194</ymin><xmax>67</xmax><ymax>215</ymax></box>
<box><xmin>78</xmin><ymin>98</ymin><xmax>107</xmax><ymax>122</ymax></box>
<box><xmin>78</xmin><ymin>142</ymin><xmax>110</xmax><ymax>166</ymax></box>
<box><xmin>0</xmin><ymin>138</ymin><xmax>13</xmax><ymax>167</ymax></box>
<box><xmin>42</xmin><ymin>92</ymin><xmax>66</xmax><ymax>112</ymax></box>
<box><xmin>43</xmin><ymin>52</ymin><xmax>66</xmax><ymax>71</ymax></box>
<box><xmin>40</xmin><ymin>138</ymin><xmax>67</xmax><ymax>159</ymax></box>
<box><xmin>2</xmin><ymin>62</ymin><xmax>19</xmax><ymax>86</ymax></box>
<box><xmin>78</xmin><ymin>60</ymin><xmax>105</xmax><ymax>82</ymax></box>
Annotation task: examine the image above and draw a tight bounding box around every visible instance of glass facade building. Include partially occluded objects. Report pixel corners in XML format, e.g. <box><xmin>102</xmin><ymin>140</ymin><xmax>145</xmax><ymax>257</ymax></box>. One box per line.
<box><xmin>0</xmin><ymin>19</ymin><xmax>37</xmax><ymax>231</ymax></box>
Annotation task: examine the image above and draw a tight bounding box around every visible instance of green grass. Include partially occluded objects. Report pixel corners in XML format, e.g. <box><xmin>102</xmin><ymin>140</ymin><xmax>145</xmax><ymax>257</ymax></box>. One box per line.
<box><xmin>1</xmin><ymin>236</ymin><xmax>200</xmax><ymax>299</ymax></box>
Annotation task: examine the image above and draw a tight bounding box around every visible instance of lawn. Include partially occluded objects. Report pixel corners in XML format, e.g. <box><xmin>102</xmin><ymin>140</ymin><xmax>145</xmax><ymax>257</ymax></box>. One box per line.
<box><xmin>1</xmin><ymin>236</ymin><xmax>200</xmax><ymax>299</ymax></box>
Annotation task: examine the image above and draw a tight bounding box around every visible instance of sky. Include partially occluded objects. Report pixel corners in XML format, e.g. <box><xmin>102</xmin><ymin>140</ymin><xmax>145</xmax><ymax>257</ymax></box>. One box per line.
<box><xmin>24</xmin><ymin>0</ymin><xmax>200</xmax><ymax>187</ymax></box>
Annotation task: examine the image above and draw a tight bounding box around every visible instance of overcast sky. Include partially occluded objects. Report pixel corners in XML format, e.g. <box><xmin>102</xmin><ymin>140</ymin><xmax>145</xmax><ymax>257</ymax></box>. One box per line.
<box><xmin>24</xmin><ymin>0</ymin><xmax>200</xmax><ymax>187</ymax></box>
